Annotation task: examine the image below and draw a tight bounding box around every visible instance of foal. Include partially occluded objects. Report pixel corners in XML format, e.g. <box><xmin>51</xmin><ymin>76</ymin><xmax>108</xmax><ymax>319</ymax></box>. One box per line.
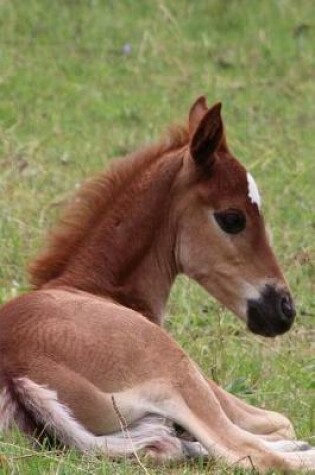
<box><xmin>0</xmin><ymin>97</ymin><xmax>314</xmax><ymax>472</ymax></box>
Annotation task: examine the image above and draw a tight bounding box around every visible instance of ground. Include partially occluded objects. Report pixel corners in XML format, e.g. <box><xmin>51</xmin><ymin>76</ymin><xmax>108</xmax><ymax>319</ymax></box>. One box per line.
<box><xmin>0</xmin><ymin>1</ymin><xmax>314</xmax><ymax>474</ymax></box>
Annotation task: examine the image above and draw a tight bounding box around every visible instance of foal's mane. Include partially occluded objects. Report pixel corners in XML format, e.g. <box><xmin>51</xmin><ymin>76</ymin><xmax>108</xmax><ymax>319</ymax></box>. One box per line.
<box><xmin>29</xmin><ymin>125</ymin><xmax>189</xmax><ymax>289</ymax></box>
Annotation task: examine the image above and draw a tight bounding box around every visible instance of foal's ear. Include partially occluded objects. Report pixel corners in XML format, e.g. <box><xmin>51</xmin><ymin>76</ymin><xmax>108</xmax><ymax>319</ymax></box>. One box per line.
<box><xmin>189</xmin><ymin>101</ymin><xmax>223</xmax><ymax>170</ymax></box>
<box><xmin>189</xmin><ymin>96</ymin><xmax>209</xmax><ymax>137</ymax></box>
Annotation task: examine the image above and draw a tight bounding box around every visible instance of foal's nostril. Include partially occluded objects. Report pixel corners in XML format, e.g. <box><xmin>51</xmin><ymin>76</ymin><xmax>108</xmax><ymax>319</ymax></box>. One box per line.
<box><xmin>247</xmin><ymin>286</ymin><xmax>296</xmax><ymax>337</ymax></box>
<box><xmin>280</xmin><ymin>294</ymin><xmax>296</xmax><ymax>322</ymax></box>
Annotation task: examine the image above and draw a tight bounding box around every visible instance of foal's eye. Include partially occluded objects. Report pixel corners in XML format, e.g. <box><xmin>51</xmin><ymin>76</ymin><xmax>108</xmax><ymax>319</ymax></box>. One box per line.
<box><xmin>214</xmin><ymin>209</ymin><xmax>246</xmax><ymax>234</ymax></box>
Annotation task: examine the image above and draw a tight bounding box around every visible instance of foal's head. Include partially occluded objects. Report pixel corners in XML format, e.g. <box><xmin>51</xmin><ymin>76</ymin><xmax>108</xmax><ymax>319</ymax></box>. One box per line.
<box><xmin>175</xmin><ymin>97</ymin><xmax>295</xmax><ymax>337</ymax></box>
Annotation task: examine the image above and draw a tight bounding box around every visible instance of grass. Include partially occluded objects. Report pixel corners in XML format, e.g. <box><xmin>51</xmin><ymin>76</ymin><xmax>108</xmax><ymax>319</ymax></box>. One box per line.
<box><xmin>0</xmin><ymin>0</ymin><xmax>314</xmax><ymax>473</ymax></box>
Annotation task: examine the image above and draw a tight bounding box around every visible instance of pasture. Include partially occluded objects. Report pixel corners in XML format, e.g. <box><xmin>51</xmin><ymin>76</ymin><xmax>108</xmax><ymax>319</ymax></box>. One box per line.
<box><xmin>0</xmin><ymin>0</ymin><xmax>314</xmax><ymax>473</ymax></box>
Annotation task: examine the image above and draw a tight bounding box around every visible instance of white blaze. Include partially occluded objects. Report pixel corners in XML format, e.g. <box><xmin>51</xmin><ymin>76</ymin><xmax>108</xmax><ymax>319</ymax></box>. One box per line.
<box><xmin>246</xmin><ymin>172</ymin><xmax>261</xmax><ymax>209</ymax></box>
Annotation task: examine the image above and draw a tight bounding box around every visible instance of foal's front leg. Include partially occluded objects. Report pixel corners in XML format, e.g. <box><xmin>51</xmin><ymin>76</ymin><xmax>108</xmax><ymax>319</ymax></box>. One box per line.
<box><xmin>206</xmin><ymin>378</ymin><xmax>295</xmax><ymax>440</ymax></box>
<box><xmin>124</xmin><ymin>364</ymin><xmax>314</xmax><ymax>472</ymax></box>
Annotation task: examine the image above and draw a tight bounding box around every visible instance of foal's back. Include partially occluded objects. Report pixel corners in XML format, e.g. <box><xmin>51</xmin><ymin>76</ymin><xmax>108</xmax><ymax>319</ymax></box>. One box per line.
<box><xmin>0</xmin><ymin>288</ymin><xmax>185</xmax><ymax>392</ymax></box>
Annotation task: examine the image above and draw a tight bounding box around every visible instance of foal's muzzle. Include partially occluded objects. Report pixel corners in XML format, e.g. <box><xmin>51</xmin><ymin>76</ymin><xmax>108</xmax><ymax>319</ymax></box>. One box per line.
<box><xmin>247</xmin><ymin>285</ymin><xmax>296</xmax><ymax>337</ymax></box>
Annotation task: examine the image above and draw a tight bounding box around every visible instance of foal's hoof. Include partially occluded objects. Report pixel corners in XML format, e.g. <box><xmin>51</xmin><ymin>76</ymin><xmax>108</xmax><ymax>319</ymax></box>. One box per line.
<box><xmin>142</xmin><ymin>436</ymin><xmax>184</xmax><ymax>464</ymax></box>
<box><xmin>291</xmin><ymin>441</ymin><xmax>312</xmax><ymax>452</ymax></box>
<box><xmin>265</xmin><ymin>439</ymin><xmax>312</xmax><ymax>453</ymax></box>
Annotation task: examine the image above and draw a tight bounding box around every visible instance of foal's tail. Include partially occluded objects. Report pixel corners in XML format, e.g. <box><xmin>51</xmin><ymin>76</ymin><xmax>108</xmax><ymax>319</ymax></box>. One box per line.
<box><xmin>0</xmin><ymin>375</ymin><xmax>101</xmax><ymax>450</ymax></box>
<box><xmin>0</xmin><ymin>375</ymin><xmax>185</xmax><ymax>457</ymax></box>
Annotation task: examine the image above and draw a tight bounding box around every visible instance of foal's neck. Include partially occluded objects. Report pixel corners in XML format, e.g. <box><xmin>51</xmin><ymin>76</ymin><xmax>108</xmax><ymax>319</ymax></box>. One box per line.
<box><xmin>50</xmin><ymin>153</ymin><xmax>183</xmax><ymax>324</ymax></box>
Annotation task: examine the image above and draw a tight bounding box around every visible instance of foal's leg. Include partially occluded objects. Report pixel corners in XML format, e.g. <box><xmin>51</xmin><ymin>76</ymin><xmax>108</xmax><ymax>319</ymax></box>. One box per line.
<box><xmin>16</xmin><ymin>359</ymin><xmax>295</xmax><ymax>469</ymax></box>
<box><xmin>115</xmin><ymin>365</ymin><xmax>314</xmax><ymax>472</ymax></box>
<box><xmin>3</xmin><ymin>359</ymin><xmax>314</xmax><ymax>470</ymax></box>
<box><xmin>1</xmin><ymin>365</ymin><xmax>192</xmax><ymax>462</ymax></box>
<box><xmin>206</xmin><ymin>378</ymin><xmax>295</xmax><ymax>440</ymax></box>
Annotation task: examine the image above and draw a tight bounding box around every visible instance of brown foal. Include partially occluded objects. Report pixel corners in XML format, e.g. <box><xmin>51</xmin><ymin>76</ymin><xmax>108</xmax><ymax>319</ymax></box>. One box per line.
<box><xmin>0</xmin><ymin>97</ymin><xmax>313</xmax><ymax>472</ymax></box>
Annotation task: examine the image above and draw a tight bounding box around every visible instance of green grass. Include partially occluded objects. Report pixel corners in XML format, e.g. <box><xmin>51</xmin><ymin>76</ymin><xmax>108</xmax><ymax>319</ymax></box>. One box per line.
<box><xmin>0</xmin><ymin>0</ymin><xmax>314</xmax><ymax>473</ymax></box>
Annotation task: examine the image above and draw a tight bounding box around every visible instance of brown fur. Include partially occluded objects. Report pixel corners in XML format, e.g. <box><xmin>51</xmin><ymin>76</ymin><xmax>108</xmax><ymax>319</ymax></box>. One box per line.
<box><xmin>29</xmin><ymin>125</ymin><xmax>189</xmax><ymax>290</ymax></box>
<box><xmin>1</xmin><ymin>97</ymin><xmax>313</xmax><ymax>471</ymax></box>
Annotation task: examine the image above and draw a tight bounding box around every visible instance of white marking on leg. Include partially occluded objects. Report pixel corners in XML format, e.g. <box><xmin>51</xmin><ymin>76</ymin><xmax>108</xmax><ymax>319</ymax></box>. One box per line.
<box><xmin>247</xmin><ymin>172</ymin><xmax>261</xmax><ymax>209</ymax></box>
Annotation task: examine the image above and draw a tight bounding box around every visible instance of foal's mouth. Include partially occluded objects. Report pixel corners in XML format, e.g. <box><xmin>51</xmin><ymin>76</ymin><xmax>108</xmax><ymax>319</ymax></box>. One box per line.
<box><xmin>246</xmin><ymin>285</ymin><xmax>296</xmax><ymax>337</ymax></box>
